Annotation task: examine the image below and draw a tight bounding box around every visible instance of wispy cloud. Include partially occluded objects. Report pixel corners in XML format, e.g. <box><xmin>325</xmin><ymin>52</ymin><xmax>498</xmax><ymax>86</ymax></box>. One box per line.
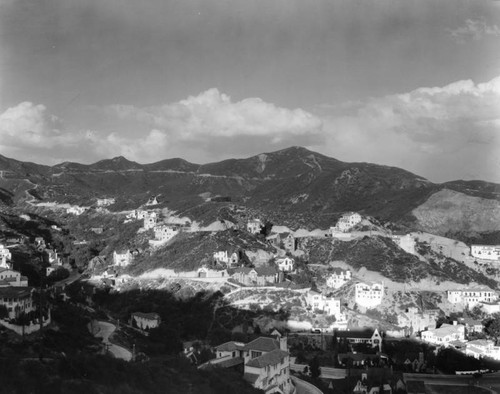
<box><xmin>447</xmin><ymin>19</ymin><xmax>500</xmax><ymax>42</ymax></box>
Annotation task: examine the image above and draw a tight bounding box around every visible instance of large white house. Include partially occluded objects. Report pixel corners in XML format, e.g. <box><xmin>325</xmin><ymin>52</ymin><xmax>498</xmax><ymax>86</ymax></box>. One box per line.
<box><xmin>447</xmin><ymin>288</ymin><xmax>497</xmax><ymax>308</ymax></box>
<box><xmin>0</xmin><ymin>286</ymin><xmax>35</xmax><ymax>319</ymax></box>
<box><xmin>466</xmin><ymin>339</ymin><xmax>500</xmax><ymax>360</ymax></box>
<box><xmin>354</xmin><ymin>282</ymin><xmax>384</xmax><ymax>308</ymax></box>
<box><xmin>207</xmin><ymin>336</ymin><xmax>294</xmax><ymax>394</ymax></box>
<box><xmin>331</xmin><ymin>212</ymin><xmax>362</xmax><ymax>233</ymax></box>
<box><xmin>471</xmin><ymin>245</ymin><xmax>500</xmax><ymax>261</ymax></box>
<box><xmin>66</xmin><ymin>206</ymin><xmax>87</xmax><ymax>215</ymax></box>
<box><xmin>247</xmin><ymin>219</ymin><xmax>263</xmax><ymax>234</ymax></box>
<box><xmin>326</xmin><ymin>268</ymin><xmax>351</xmax><ymax>289</ymax></box>
<box><xmin>276</xmin><ymin>257</ymin><xmax>294</xmax><ymax>272</ymax></box>
<box><xmin>213</xmin><ymin>251</ymin><xmax>229</xmax><ymax>264</ymax></box>
<box><xmin>306</xmin><ymin>290</ymin><xmax>342</xmax><ymax>318</ymax></box>
<box><xmin>0</xmin><ymin>268</ymin><xmax>28</xmax><ymax>287</ymax></box>
<box><xmin>113</xmin><ymin>250</ymin><xmax>132</xmax><ymax>267</ymax></box>
<box><xmin>421</xmin><ymin>322</ymin><xmax>465</xmax><ymax>346</ymax></box>
<box><xmin>131</xmin><ymin>312</ymin><xmax>161</xmax><ymax>330</ymax></box>
<box><xmin>152</xmin><ymin>225</ymin><xmax>179</xmax><ymax>243</ymax></box>
<box><xmin>143</xmin><ymin>213</ymin><xmax>158</xmax><ymax>230</ymax></box>
<box><xmin>96</xmin><ymin>198</ymin><xmax>116</xmax><ymax>207</ymax></box>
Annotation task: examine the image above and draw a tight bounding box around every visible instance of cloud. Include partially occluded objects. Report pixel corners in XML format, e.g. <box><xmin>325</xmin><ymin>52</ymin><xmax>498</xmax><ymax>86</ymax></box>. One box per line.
<box><xmin>447</xmin><ymin>19</ymin><xmax>500</xmax><ymax>42</ymax></box>
<box><xmin>111</xmin><ymin>88</ymin><xmax>322</xmax><ymax>139</ymax></box>
<box><xmin>318</xmin><ymin>75</ymin><xmax>500</xmax><ymax>182</ymax></box>
<box><xmin>0</xmin><ymin>91</ymin><xmax>323</xmax><ymax>164</ymax></box>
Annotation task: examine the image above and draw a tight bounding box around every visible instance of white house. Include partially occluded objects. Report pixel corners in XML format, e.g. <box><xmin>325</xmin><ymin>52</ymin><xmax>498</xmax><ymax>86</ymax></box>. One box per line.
<box><xmin>145</xmin><ymin>196</ymin><xmax>159</xmax><ymax>206</ymax></box>
<box><xmin>247</xmin><ymin>219</ymin><xmax>263</xmax><ymax>234</ymax></box>
<box><xmin>143</xmin><ymin>214</ymin><xmax>158</xmax><ymax>230</ymax></box>
<box><xmin>397</xmin><ymin>307</ymin><xmax>438</xmax><ymax>334</ymax></box>
<box><xmin>355</xmin><ymin>282</ymin><xmax>384</xmax><ymax>308</ymax></box>
<box><xmin>447</xmin><ymin>288</ymin><xmax>497</xmax><ymax>308</ymax></box>
<box><xmin>131</xmin><ymin>312</ymin><xmax>161</xmax><ymax>330</ymax></box>
<box><xmin>0</xmin><ymin>245</ymin><xmax>11</xmax><ymax>268</ymax></box>
<box><xmin>466</xmin><ymin>339</ymin><xmax>500</xmax><ymax>360</ymax></box>
<box><xmin>213</xmin><ymin>251</ymin><xmax>229</xmax><ymax>264</ymax></box>
<box><xmin>276</xmin><ymin>257</ymin><xmax>294</xmax><ymax>272</ymax></box>
<box><xmin>0</xmin><ymin>286</ymin><xmax>35</xmax><ymax>319</ymax></box>
<box><xmin>306</xmin><ymin>290</ymin><xmax>342</xmax><ymax>318</ymax></box>
<box><xmin>153</xmin><ymin>225</ymin><xmax>179</xmax><ymax>242</ymax></box>
<box><xmin>421</xmin><ymin>322</ymin><xmax>465</xmax><ymax>346</ymax></box>
<box><xmin>0</xmin><ymin>268</ymin><xmax>28</xmax><ymax>287</ymax></box>
<box><xmin>392</xmin><ymin>234</ymin><xmax>417</xmax><ymax>255</ymax></box>
<box><xmin>208</xmin><ymin>336</ymin><xmax>294</xmax><ymax>394</ymax></box>
<box><xmin>66</xmin><ymin>206</ymin><xmax>86</xmax><ymax>215</ymax></box>
<box><xmin>96</xmin><ymin>198</ymin><xmax>115</xmax><ymax>207</ymax></box>
<box><xmin>471</xmin><ymin>245</ymin><xmax>500</xmax><ymax>261</ymax></box>
<box><xmin>331</xmin><ymin>212</ymin><xmax>362</xmax><ymax>233</ymax></box>
<box><xmin>196</xmin><ymin>266</ymin><xmax>228</xmax><ymax>278</ymax></box>
<box><xmin>480</xmin><ymin>301</ymin><xmax>500</xmax><ymax>314</ymax></box>
<box><xmin>335</xmin><ymin>328</ymin><xmax>383</xmax><ymax>351</ymax></box>
<box><xmin>126</xmin><ymin>210</ymin><xmax>149</xmax><ymax>221</ymax></box>
<box><xmin>113</xmin><ymin>250</ymin><xmax>132</xmax><ymax>267</ymax></box>
<box><xmin>326</xmin><ymin>268</ymin><xmax>352</xmax><ymax>289</ymax></box>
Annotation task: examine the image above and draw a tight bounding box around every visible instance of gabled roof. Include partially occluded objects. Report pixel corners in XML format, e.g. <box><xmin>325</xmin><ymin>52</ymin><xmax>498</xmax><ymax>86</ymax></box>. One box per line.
<box><xmin>243</xmin><ymin>372</ymin><xmax>260</xmax><ymax>384</ymax></box>
<box><xmin>243</xmin><ymin>337</ymin><xmax>280</xmax><ymax>352</ymax></box>
<box><xmin>0</xmin><ymin>286</ymin><xmax>33</xmax><ymax>298</ymax></box>
<box><xmin>245</xmin><ymin>349</ymin><xmax>288</xmax><ymax>368</ymax></box>
<box><xmin>216</xmin><ymin>341</ymin><xmax>246</xmax><ymax>352</ymax></box>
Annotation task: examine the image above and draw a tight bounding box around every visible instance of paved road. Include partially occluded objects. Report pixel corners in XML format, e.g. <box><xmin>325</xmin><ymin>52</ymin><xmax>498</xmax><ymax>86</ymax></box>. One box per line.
<box><xmin>291</xmin><ymin>376</ymin><xmax>323</xmax><ymax>394</ymax></box>
<box><xmin>91</xmin><ymin>320</ymin><xmax>132</xmax><ymax>361</ymax></box>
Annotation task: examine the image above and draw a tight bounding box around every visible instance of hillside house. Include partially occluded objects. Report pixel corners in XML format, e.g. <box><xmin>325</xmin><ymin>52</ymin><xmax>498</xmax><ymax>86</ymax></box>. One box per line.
<box><xmin>420</xmin><ymin>322</ymin><xmax>465</xmax><ymax>346</ymax></box>
<box><xmin>247</xmin><ymin>219</ymin><xmax>263</xmax><ymax>235</ymax></box>
<box><xmin>197</xmin><ymin>266</ymin><xmax>228</xmax><ymax>278</ymax></box>
<box><xmin>126</xmin><ymin>209</ymin><xmax>148</xmax><ymax>221</ymax></box>
<box><xmin>471</xmin><ymin>245</ymin><xmax>500</xmax><ymax>261</ymax></box>
<box><xmin>0</xmin><ymin>268</ymin><xmax>28</xmax><ymax>287</ymax></box>
<box><xmin>306</xmin><ymin>290</ymin><xmax>341</xmax><ymax>317</ymax></box>
<box><xmin>466</xmin><ymin>339</ymin><xmax>500</xmax><ymax>360</ymax></box>
<box><xmin>91</xmin><ymin>227</ymin><xmax>104</xmax><ymax>234</ymax></box>
<box><xmin>397</xmin><ymin>307</ymin><xmax>437</xmax><ymax>334</ymax></box>
<box><xmin>213</xmin><ymin>251</ymin><xmax>229</xmax><ymax>264</ymax></box>
<box><xmin>143</xmin><ymin>213</ymin><xmax>158</xmax><ymax>230</ymax></box>
<box><xmin>392</xmin><ymin>234</ymin><xmax>416</xmax><ymax>255</ymax></box>
<box><xmin>458</xmin><ymin>317</ymin><xmax>484</xmax><ymax>334</ymax></box>
<box><xmin>480</xmin><ymin>301</ymin><xmax>500</xmax><ymax>314</ymax></box>
<box><xmin>96</xmin><ymin>198</ymin><xmax>115</xmax><ymax>207</ymax></box>
<box><xmin>205</xmin><ymin>336</ymin><xmax>293</xmax><ymax>394</ymax></box>
<box><xmin>113</xmin><ymin>250</ymin><xmax>132</xmax><ymax>267</ymax></box>
<box><xmin>44</xmin><ymin>249</ymin><xmax>61</xmax><ymax>265</ymax></box>
<box><xmin>66</xmin><ymin>206</ymin><xmax>86</xmax><ymax>215</ymax></box>
<box><xmin>231</xmin><ymin>266</ymin><xmax>279</xmax><ymax>286</ymax></box>
<box><xmin>335</xmin><ymin>328</ymin><xmax>383</xmax><ymax>351</ymax></box>
<box><xmin>276</xmin><ymin>257</ymin><xmax>294</xmax><ymax>272</ymax></box>
<box><xmin>152</xmin><ymin>225</ymin><xmax>179</xmax><ymax>243</ymax></box>
<box><xmin>267</xmin><ymin>233</ymin><xmax>281</xmax><ymax>248</ymax></box>
<box><xmin>447</xmin><ymin>288</ymin><xmax>497</xmax><ymax>308</ymax></box>
<box><xmin>0</xmin><ymin>244</ymin><xmax>12</xmax><ymax>267</ymax></box>
<box><xmin>326</xmin><ymin>268</ymin><xmax>352</xmax><ymax>289</ymax></box>
<box><xmin>145</xmin><ymin>196</ymin><xmax>159</xmax><ymax>206</ymax></box>
<box><xmin>351</xmin><ymin>372</ymin><xmax>393</xmax><ymax>394</ymax></box>
<box><xmin>331</xmin><ymin>212</ymin><xmax>362</xmax><ymax>233</ymax></box>
<box><xmin>355</xmin><ymin>282</ymin><xmax>384</xmax><ymax>308</ymax></box>
<box><xmin>283</xmin><ymin>233</ymin><xmax>296</xmax><ymax>252</ymax></box>
<box><xmin>131</xmin><ymin>312</ymin><xmax>161</xmax><ymax>330</ymax></box>
<box><xmin>0</xmin><ymin>286</ymin><xmax>35</xmax><ymax>319</ymax></box>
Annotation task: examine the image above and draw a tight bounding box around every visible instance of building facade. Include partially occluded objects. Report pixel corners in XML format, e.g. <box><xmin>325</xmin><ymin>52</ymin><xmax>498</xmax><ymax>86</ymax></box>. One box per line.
<box><xmin>447</xmin><ymin>288</ymin><xmax>497</xmax><ymax>308</ymax></box>
<box><xmin>355</xmin><ymin>282</ymin><xmax>384</xmax><ymax>308</ymax></box>
<box><xmin>326</xmin><ymin>268</ymin><xmax>352</xmax><ymax>289</ymax></box>
<box><xmin>471</xmin><ymin>245</ymin><xmax>500</xmax><ymax>261</ymax></box>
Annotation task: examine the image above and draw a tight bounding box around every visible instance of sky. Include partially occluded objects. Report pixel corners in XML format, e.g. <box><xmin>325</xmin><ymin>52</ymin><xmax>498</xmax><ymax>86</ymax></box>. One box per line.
<box><xmin>0</xmin><ymin>0</ymin><xmax>499</xmax><ymax>183</ymax></box>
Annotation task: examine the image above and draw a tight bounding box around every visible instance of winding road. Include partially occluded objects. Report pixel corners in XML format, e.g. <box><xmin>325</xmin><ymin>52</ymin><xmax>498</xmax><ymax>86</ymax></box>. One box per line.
<box><xmin>90</xmin><ymin>320</ymin><xmax>132</xmax><ymax>361</ymax></box>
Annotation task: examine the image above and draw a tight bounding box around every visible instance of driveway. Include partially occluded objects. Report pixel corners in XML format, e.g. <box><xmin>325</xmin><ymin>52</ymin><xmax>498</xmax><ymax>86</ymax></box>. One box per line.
<box><xmin>91</xmin><ymin>320</ymin><xmax>132</xmax><ymax>361</ymax></box>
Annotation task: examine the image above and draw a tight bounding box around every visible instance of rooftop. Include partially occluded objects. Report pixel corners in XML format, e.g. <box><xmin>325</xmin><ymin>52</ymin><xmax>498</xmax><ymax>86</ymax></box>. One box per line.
<box><xmin>243</xmin><ymin>337</ymin><xmax>280</xmax><ymax>352</ymax></box>
<box><xmin>216</xmin><ymin>341</ymin><xmax>246</xmax><ymax>352</ymax></box>
<box><xmin>336</xmin><ymin>329</ymin><xmax>378</xmax><ymax>340</ymax></box>
<box><xmin>245</xmin><ymin>349</ymin><xmax>288</xmax><ymax>368</ymax></box>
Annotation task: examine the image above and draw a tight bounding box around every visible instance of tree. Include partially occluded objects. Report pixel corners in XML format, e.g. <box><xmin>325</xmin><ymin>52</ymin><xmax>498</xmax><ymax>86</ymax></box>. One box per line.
<box><xmin>260</xmin><ymin>221</ymin><xmax>273</xmax><ymax>237</ymax></box>
<box><xmin>308</xmin><ymin>356</ymin><xmax>320</xmax><ymax>379</ymax></box>
<box><xmin>0</xmin><ymin>305</ymin><xmax>9</xmax><ymax>320</ymax></box>
<box><xmin>485</xmin><ymin>313</ymin><xmax>500</xmax><ymax>344</ymax></box>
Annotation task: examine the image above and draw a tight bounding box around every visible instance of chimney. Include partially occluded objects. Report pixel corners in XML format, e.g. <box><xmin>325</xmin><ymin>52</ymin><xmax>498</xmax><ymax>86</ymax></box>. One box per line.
<box><xmin>279</xmin><ymin>336</ymin><xmax>287</xmax><ymax>351</ymax></box>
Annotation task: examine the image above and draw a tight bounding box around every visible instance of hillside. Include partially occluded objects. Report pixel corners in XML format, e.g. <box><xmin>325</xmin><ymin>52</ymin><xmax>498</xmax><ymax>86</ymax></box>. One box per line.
<box><xmin>1</xmin><ymin>147</ymin><xmax>499</xmax><ymax>235</ymax></box>
<box><xmin>302</xmin><ymin>236</ymin><xmax>498</xmax><ymax>288</ymax></box>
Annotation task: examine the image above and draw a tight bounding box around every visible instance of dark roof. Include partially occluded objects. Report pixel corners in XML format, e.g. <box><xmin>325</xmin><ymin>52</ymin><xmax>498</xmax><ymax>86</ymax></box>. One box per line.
<box><xmin>243</xmin><ymin>372</ymin><xmax>260</xmax><ymax>384</ymax></box>
<box><xmin>215</xmin><ymin>357</ymin><xmax>244</xmax><ymax>368</ymax></box>
<box><xmin>331</xmin><ymin>267</ymin><xmax>349</xmax><ymax>275</ymax></box>
<box><xmin>255</xmin><ymin>266</ymin><xmax>278</xmax><ymax>276</ymax></box>
<box><xmin>244</xmin><ymin>337</ymin><xmax>280</xmax><ymax>352</ymax></box>
<box><xmin>0</xmin><ymin>286</ymin><xmax>33</xmax><ymax>298</ymax></box>
<box><xmin>132</xmin><ymin>312</ymin><xmax>161</xmax><ymax>321</ymax></box>
<box><xmin>245</xmin><ymin>349</ymin><xmax>288</xmax><ymax>368</ymax></box>
<box><xmin>216</xmin><ymin>341</ymin><xmax>246</xmax><ymax>352</ymax></box>
<box><xmin>336</xmin><ymin>329</ymin><xmax>377</xmax><ymax>340</ymax></box>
